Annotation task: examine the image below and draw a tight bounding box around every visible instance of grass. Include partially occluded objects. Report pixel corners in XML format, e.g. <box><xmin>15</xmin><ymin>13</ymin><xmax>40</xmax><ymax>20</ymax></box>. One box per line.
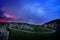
<box><xmin>31</xmin><ymin>27</ymin><xmax>52</xmax><ymax>32</ymax></box>
<box><xmin>6</xmin><ymin>27</ymin><xmax>56</xmax><ymax>40</ymax></box>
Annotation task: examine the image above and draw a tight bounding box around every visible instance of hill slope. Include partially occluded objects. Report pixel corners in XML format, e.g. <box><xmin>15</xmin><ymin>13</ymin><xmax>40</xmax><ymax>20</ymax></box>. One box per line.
<box><xmin>41</xmin><ymin>19</ymin><xmax>60</xmax><ymax>29</ymax></box>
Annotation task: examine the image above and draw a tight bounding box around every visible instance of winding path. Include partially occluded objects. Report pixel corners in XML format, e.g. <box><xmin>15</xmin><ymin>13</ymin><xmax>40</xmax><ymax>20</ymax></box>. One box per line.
<box><xmin>10</xmin><ymin>28</ymin><xmax>56</xmax><ymax>34</ymax></box>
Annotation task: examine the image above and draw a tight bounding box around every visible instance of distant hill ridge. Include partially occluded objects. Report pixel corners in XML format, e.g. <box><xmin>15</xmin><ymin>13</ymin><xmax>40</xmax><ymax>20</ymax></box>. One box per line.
<box><xmin>44</xmin><ymin>19</ymin><xmax>60</xmax><ymax>24</ymax></box>
<box><xmin>0</xmin><ymin>19</ymin><xmax>60</xmax><ymax>26</ymax></box>
<box><xmin>41</xmin><ymin>19</ymin><xmax>60</xmax><ymax>29</ymax></box>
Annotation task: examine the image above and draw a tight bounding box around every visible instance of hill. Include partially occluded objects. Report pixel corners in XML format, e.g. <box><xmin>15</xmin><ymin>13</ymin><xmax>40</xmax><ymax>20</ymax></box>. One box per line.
<box><xmin>46</xmin><ymin>19</ymin><xmax>60</xmax><ymax>24</ymax></box>
<box><xmin>41</xmin><ymin>19</ymin><xmax>60</xmax><ymax>29</ymax></box>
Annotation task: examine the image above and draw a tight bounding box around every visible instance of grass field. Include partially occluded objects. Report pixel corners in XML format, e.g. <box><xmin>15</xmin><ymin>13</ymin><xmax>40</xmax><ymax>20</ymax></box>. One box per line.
<box><xmin>6</xmin><ymin>26</ymin><xmax>56</xmax><ymax>40</ymax></box>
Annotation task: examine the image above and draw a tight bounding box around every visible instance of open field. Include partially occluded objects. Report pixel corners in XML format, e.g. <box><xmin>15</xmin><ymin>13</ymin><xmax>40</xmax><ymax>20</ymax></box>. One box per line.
<box><xmin>0</xmin><ymin>22</ymin><xmax>59</xmax><ymax>40</ymax></box>
<box><xmin>6</xmin><ymin>27</ymin><xmax>56</xmax><ymax>40</ymax></box>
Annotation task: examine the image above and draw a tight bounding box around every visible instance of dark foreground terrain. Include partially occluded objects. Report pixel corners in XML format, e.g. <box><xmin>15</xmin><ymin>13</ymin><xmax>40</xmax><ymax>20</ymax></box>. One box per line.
<box><xmin>0</xmin><ymin>19</ymin><xmax>60</xmax><ymax>40</ymax></box>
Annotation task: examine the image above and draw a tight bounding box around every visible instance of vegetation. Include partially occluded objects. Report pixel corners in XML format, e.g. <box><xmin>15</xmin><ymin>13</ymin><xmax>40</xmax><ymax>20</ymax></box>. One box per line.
<box><xmin>30</xmin><ymin>26</ymin><xmax>52</xmax><ymax>32</ymax></box>
<box><xmin>1</xmin><ymin>21</ymin><xmax>60</xmax><ymax>40</ymax></box>
<box><xmin>6</xmin><ymin>27</ymin><xmax>55</xmax><ymax>40</ymax></box>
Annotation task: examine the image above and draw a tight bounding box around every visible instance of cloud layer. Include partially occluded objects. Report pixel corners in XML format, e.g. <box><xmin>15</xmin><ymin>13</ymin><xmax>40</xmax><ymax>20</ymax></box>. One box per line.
<box><xmin>0</xmin><ymin>0</ymin><xmax>60</xmax><ymax>25</ymax></box>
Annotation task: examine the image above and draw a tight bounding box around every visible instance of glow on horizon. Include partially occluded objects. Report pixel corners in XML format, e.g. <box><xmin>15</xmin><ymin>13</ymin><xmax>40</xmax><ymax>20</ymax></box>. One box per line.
<box><xmin>0</xmin><ymin>0</ymin><xmax>60</xmax><ymax>25</ymax></box>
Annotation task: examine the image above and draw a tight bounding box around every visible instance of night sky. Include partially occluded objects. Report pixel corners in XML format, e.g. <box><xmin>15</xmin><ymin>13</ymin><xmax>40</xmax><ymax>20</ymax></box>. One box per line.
<box><xmin>0</xmin><ymin>0</ymin><xmax>60</xmax><ymax>25</ymax></box>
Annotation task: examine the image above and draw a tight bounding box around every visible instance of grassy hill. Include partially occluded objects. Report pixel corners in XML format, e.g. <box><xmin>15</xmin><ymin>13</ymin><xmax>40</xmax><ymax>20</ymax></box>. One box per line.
<box><xmin>0</xmin><ymin>19</ymin><xmax>60</xmax><ymax>40</ymax></box>
<box><xmin>6</xmin><ymin>27</ymin><xmax>56</xmax><ymax>40</ymax></box>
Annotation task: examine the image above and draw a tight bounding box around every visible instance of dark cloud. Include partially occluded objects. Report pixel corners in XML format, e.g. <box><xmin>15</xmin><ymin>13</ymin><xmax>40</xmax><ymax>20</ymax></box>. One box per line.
<box><xmin>0</xmin><ymin>10</ymin><xmax>4</xmax><ymax>19</ymax></box>
<box><xmin>0</xmin><ymin>10</ymin><xmax>4</xmax><ymax>15</ymax></box>
<box><xmin>0</xmin><ymin>0</ymin><xmax>60</xmax><ymax>25</ymax></box>
<box><xmin>0</xmin><ymin>10</ymin><xmax>14</xmax><ymax>21</ymax></box>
